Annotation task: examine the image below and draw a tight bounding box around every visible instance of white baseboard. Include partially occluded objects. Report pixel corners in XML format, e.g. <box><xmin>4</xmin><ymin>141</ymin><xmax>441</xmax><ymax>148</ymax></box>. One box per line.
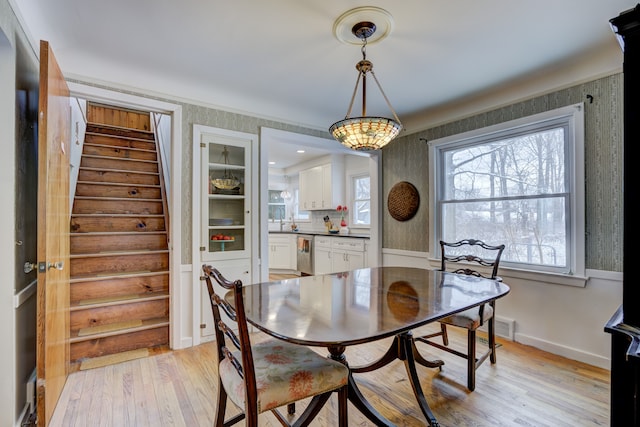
<box><xmin>515</xmin><ymin>332</ymin><xmax>611</xmax><ymax>370</ymax></box>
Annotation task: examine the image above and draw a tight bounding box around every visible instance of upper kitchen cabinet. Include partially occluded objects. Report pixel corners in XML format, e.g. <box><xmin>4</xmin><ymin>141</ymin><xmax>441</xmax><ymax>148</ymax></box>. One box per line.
<box><xmin>194</xmin><ymin>126</ymin><xmax>257</xmax><ymax>262</ymax></box>
<box><xmin>299</xmin><ymin>156</ymin><xmax>345</xmax><ymax>210</ymax></box>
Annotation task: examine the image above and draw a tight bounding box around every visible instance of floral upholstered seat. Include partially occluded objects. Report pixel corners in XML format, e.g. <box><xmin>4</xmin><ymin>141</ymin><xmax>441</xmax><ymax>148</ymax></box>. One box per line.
<box><xmin>219</xmin><ymin>340</ymin><xmax>348</xmax><ymax>413</ymax></box>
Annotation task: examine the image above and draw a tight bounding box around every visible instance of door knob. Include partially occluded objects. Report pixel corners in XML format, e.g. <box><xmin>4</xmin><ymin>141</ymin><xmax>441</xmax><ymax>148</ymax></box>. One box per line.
<box><xmin>24</xmin><ymin>262</ymin><xmax>36</xmax><ymax>274</ymax></box>
<box><xmin>48</xmin><ymin>261</ymin><xmax>64</xmax><ymax>271</ymax></box>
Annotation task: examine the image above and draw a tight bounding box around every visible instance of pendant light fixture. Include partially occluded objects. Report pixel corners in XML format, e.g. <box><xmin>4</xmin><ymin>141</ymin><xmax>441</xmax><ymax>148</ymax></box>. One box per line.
<box><xmin>330</xmin><ymin>17</ymin><xmax>402</xmax><ymax>151</ymax></box>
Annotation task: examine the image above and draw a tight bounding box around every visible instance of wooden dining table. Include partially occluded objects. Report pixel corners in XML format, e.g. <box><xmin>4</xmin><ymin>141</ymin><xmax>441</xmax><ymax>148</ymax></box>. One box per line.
<box><xmin>240</xmin><ymin>266</ymin><xmax>510</xmax><ymax>426</ymax></box>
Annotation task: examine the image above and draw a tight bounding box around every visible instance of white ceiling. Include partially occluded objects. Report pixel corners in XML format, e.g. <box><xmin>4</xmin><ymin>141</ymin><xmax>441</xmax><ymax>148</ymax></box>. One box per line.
<box><xmin>10</xmin><ymin>0</ymin><xmax>637</xmax><ymax>168</ymax></box>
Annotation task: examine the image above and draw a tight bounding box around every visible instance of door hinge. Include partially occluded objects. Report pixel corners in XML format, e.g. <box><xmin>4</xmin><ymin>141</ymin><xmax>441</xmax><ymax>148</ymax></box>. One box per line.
<box><xmin>200</xmin><ymin>323</ymin><xmax>206</xmax><ymax>329</ymax></box>
<box><xmin>200</xmin><ymin>143</ymin><xmax>206</xmax><ymax>148</ymax></box>
<box><xmin>199</xmin><ymin>246</ymin><xmax>206</xmax><ymax>252</ymax></box>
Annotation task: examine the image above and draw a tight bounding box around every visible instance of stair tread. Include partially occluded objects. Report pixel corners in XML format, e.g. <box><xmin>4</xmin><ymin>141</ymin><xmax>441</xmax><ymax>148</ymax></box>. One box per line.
<box><xmin>82</xmin><ymin>154</ymin><xmax>158</xmax><ymax>164</ymax></box>
<box><xmin>70</xmin><ymin>318</ymin><xmax>169</xmax><ymax>343</ymax></box>
<box><xmin>71</xmin><ymin>213</ymin><xmax>165</xmax><ymax>217</ymax></box>
<box><xmin>73</xmin><ymin>195</ymin><xmax>162</xmax><ymax>202</ymax></box>
<box><xmin>70</xmin><ymin>249</ymin><xmax>168</xmax><ymax>258</ymax></box>
<box><xmin>83</xmin><ymin>141</ymin><xmax>157</xmax><ymax>154</ymax></box>
<box><xmin>77</xmin><ymin>348</ymin><xmax>150</xmax><ymax>371</ymax></box>
<box><xmin>76</xmin><ymin>181</ymin><xmax>161</xmax><ymax>188</ymax></box>
<box><xmin>79</xmin><ymin>166</ymin><xmax>159</xmax><ymax>176</ymax></box>
<box><xmin>71</xmin><ymin>230</ymin><xmax>167</xmax><ymax>236</ymax></box>
<box><xmin>71</xmin><ymin>292</ymin><xmax>169</xmax><ymax>310</ymax></box>
<box><xmin>70</xmin><ymin>270</ymin><xmax>169</xmax><ymax>283</ymax></box>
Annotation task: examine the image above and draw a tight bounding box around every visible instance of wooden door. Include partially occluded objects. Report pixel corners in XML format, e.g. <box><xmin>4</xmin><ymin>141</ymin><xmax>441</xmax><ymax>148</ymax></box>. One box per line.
<box><xmin>36</xmin><ymin>40</ymin><xmax>71</xmax><ymax>427</ymax></box>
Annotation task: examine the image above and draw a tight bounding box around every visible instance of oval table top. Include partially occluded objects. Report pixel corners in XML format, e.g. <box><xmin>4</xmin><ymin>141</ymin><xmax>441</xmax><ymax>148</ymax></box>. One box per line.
<box><xmin>241</xmin><ymin>266</ymin><xmax>510</xmax><ymax>348</ymax></box>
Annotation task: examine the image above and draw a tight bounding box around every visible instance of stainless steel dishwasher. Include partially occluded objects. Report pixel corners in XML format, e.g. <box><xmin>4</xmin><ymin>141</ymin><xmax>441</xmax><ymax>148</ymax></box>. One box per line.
<box><xmin>296</xmin><ymin>234</ymin><xmax>314</xmax><ymax>275</ymax></box>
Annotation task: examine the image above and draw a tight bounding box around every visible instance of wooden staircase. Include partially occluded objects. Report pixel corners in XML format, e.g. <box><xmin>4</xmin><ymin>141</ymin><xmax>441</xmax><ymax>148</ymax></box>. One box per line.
<box><xmin>69</xmin><ymin>103</ymin><xmax>170</xmax><ymax>366</ymax></box>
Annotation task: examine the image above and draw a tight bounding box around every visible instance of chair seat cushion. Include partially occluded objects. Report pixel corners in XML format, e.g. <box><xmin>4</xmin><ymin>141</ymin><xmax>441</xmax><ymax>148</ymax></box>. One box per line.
<box><xmin>219</xmin><ymin>340</ymin><xmax>348</xmax><ymax>413</ymax></box>
<box><xmin>440</xmin><ymin>304</ymin><xmax>494</xmax><ymax>329</ymax></box>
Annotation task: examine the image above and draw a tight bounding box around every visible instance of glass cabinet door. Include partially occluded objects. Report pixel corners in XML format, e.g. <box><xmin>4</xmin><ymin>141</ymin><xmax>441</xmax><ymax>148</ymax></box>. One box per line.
<box><xmin>201</xmin><ymin>135</ymin><xmax>251</xmax><ymax>261</ymax></box>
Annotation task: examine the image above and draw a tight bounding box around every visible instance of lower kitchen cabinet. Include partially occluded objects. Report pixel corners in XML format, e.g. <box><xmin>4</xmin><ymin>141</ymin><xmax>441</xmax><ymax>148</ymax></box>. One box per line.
<box><xmin>314</xmin><ymin>236</ymin><xmax>367</xmax><ymax>274</ymax></box>
<box><xmin>268</xmin><ymin>233</ymin><xmax>296</xmax><ymax>270</ymax></box>
<box><xmin>314</xmin><ymin>236</ymin><xmax>333</xmax><ymax>275</ymax></box>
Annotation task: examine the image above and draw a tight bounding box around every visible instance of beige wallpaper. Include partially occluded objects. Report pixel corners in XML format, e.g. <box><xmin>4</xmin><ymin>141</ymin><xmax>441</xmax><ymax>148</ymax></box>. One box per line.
<box><xmin>382</xmin><ymin>73</ymin><xmax>624</xmax><ymax>272</ymax></box>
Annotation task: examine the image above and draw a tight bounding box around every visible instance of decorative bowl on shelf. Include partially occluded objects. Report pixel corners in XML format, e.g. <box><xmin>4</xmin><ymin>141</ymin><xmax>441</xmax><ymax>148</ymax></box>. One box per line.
<box><xmin>329</xmin><ymin>229</ymin><xmax>339</xmax><ymax>234</ymax></box>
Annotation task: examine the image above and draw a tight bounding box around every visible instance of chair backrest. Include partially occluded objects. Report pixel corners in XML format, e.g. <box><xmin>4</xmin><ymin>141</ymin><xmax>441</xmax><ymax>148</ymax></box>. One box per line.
<box><xmin>201</xmin><ymin>265</ymin><xmax>258</xmax><ymax>416</ymax></box>
<box><xmin>440</xmin><ymin>239</ymin><xmax>505</xmax><ymax>279</ymax></box>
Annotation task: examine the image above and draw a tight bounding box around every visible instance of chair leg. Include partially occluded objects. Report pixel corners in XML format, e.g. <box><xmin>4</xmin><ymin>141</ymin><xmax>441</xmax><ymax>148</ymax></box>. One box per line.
<box><xmin>337</xmin><ymin>386</ymin><xmax>348</xmax><ymax>427</ymax></box>
<box><xmin>441</xmin><ymin>323</ymin><xmax>449</xmax><ymax>346</ymax></box>
<box><xmin>489</xmin><ymin>316</ymin><xmax>497</xmax><ymax>364</ymax></box>
<box><xmin>467</xmin><ymin>329</ymin><xmax>476</xmax><ymax>392</ymax></box>
<box><xmin>215</xmin><ymin>378</ymin><xmax>228</xmax><ymax>426</ymax></box>
<box><xmin>287</xmin><ymin>403</ymin><xmax>296</xmax><ymax>415</ymax></box>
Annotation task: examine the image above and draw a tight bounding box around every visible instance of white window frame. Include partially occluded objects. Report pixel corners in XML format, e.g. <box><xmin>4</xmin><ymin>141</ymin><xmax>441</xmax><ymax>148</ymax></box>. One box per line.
<box><xmin>428</xmin><ymin>103</ymin><xmax>585</xmax><ymax>278</ymax></box>
<box><xmin>351</xmin><ymin>173</ymin><xmax>371</xmax><ymax>228</ymax></box>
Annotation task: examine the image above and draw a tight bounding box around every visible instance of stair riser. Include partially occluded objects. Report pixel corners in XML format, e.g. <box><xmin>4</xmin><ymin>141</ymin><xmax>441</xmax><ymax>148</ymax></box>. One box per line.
<box><xmin>87</xmin><ymin>104</ymin><xmax>151</xmax><ymax>133</ymax></box>
<box><xmin>71</xmin><ymin>216</ymin><xmax>165</xmax><ymax>233</ymax></box>
<box><xmin>71</xmin><ymin>274</ymin><xmax>169</xmax><ymax>305</ymax></box>
<box><xmin>83</xmin><ymin>144</ymin><xmax>157</xmax><ymax>161</ymax></box>
<box><xmin>71</xmin><ymin>299</ymin><xmax>169</xmax><ymax>332</ymax></box>
<box><xmin>72</xmin><ymin>199</ymin><xmax>163</xmax><ymax>215</ymax></box>
<box><xmin>81</xmin><ymin>156</ymin><xmax>158</xmax><ymax>173</ymax></box>
<box><xmin>78</xmin><ymin>169</ymin><xmax>159</xmax><ymax>185</ymax></box>
<box><xmin>71</xmin><ymin>233</ymin><xmax>168</xmax><ymax>254</ymax></box>
<box><xmin>70</xmin><ymin>252</ymin><xmax>169</xmax><ymax>277</ymax></box>
<box><xmin>85</xmin><ymin>126</ymin><xmax>154</xmax><ymax>141</ymax></box>
<box><xmin>84</xmin><ymin>134</ymin><xmax>156</xmax><ymax>151</ymax></box>
<box><xmin>70</xmin><ymin>327</ymin><xmax>168</xmax><ymax>361</ymax></box>
<box><xmin>75</xmin><ymin>183</ymin><xmax>161</xmax><ymax>199</ymax></box>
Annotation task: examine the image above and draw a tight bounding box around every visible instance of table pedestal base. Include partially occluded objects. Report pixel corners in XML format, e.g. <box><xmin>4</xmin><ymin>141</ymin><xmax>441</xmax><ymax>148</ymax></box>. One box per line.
<box><xmin>328</xmin><ymin>331</ymin><xmax>443</xmax><ymax>427</ymax></box>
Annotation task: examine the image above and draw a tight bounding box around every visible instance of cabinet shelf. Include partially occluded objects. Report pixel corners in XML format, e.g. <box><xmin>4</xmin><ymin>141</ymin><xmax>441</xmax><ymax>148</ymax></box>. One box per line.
<box><xmin>208</xmin><ymin>194</ymin><xmax>244</xmax><ymax>199</ymax></box>
<box><xmin>209</xmin><ymin>163</ymin><xmax>245</xmax><ymax>170</ymax></box>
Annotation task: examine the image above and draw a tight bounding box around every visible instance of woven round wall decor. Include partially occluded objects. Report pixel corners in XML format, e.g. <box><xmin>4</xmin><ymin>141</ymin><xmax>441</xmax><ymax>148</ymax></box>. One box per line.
<box><xmin>387</xmin><ymin>181</ymin><xmax>419</xmax><ymax>221</ymax></box>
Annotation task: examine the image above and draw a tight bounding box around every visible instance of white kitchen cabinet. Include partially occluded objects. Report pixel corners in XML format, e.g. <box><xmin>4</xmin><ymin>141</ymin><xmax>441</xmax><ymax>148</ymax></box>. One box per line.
<box><xmin>299</xmin><ymin>157</ymin><xmax>345</xmax><ymax>211</ymax></box>
<box><xmin>314</xmin><ymin>236</ymin><xmax>333</xmax><ymax>275</ymax></box>
<box><xmin>299</xmin><ymin>166</ymin><xmax>322</xmax><ymax>210</ymax></box>
<box><xmin>331</xmin><ymin>238</ymin><xmax>365</xmax><ymax>272</ymax></box>
<box><xmin>314</xmin><ymin>236</ymin><xmax>367</xmax><ymax>274</ymax></box>
<box><xmin>268</xmin><ymin>233</ymin><xmax>296</xmax><ymax>270</ymax></box>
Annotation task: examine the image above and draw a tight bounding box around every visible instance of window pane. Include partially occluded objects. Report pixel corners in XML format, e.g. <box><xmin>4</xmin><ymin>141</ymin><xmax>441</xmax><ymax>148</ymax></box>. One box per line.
<box><xmin>443</xmin><ymin>128</ymin><xmax>566</xmax><ymax>200</ymax></box>
<box><xmin>355</xmin><ymin>176</ymin><xmax>370</xmax><ymax>199</ymax></box>
<box><xmin>354</xmin><ymin>201</ymin><xmax>370</xmax><ymax>225</ymax></box>
<box><xmin>269</xmin><ymin>205</ymin><xmax>286</xmax><ymax>221</ymax></box>
<box><xmin>441</xmin><ymin>196</ymin><xmax>567</xmax><ymax>268</ymax></box>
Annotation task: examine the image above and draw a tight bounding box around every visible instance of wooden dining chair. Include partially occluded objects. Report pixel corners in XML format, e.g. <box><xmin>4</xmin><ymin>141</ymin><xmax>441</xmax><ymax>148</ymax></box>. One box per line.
<box><xmin>201</xmin><ymin>264</ymin><xmax>349</xmax><ymax>427</ymax></box>
<box><xmin>414</xmin><ymin>239</ymin><xmax>505</xmax><ymax>391</ymax></box>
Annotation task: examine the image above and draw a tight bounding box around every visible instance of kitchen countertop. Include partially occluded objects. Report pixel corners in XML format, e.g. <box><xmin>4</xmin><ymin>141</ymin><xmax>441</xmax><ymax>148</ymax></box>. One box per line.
<box><xmin>268</xmin><ymin>230</ymin><xmax>370</xmax><ymax>239</ymax></box>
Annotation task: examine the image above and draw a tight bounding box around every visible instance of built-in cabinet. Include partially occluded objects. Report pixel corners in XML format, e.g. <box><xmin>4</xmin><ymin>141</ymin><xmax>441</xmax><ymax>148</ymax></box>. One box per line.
<box><xmin>200</xmin><ymin>138</ymin><xmax>251</xmax><ymax>261</ymax></box>
<box><xmin>299</xmin><ymin>157</ymin><xmax>345</xmax><ymax>210</ymax></box>
<box><xmin>268</xmin><ymin>233</ymin><xmax>297</xmax><ymax>270</ymax></box>
<box><xmin>193</xmin><ymin>125</ymin><xmax>257</xmax><ymax>342</ymax></box>
<box><xmin>314</xmin><ymin>236</ymin><xmax>367</xmax><ymax>275</ymax></box>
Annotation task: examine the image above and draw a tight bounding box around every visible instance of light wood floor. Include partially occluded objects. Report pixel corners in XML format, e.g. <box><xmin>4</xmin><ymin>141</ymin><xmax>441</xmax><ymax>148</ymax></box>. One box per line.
<box><xmin>49</xmin><ymin>324</ymin><xmax>610</xmax><ymax>427</ymax></box>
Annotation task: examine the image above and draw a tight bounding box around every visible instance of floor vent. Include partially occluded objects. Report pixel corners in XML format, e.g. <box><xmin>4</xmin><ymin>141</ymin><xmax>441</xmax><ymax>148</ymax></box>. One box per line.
<box><xmin>480</xmin><ymin>315</ymin><xmax>515</xmax><ymax>341</ymax></box>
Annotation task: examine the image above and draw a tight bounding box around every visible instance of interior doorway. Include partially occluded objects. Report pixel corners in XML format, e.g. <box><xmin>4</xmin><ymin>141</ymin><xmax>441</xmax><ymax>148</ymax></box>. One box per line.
<box><xmin>66</xmin><ymin>82</ymin><xmax>184</xmax><ymax>350</ymax></box>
